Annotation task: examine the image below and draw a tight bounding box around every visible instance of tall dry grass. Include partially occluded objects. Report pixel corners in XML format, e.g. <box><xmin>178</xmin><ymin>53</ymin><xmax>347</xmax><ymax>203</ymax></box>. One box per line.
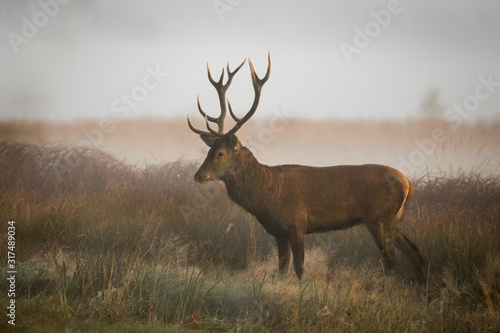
<box><xmin>1</xmin><ymin>118</ymin><xmax>499</xmax><ymax>175</ymax></box>
<box><xmin>0</xmin><ymin>140</ymin><xmax>499</xmax><ymax>332</ymax></box>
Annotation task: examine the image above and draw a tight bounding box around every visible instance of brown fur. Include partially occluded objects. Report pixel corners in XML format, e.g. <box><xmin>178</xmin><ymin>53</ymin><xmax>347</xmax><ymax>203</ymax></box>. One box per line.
<box><xmin>190</xmin><ymin>55</ymin><xmax>423</xmax><ymax>281</ymax></box>
<box><xmin>194</xmin><ymin>133</ymin><xmax>425</xmax><ymax>281</ymax></box>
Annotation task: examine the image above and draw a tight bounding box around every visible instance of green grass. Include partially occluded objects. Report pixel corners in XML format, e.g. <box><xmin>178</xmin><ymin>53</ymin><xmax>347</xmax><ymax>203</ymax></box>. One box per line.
<box><xmin>0</xmin><ymin>141</ymin><xmax>499</xmax><ymax>332</ymax></box>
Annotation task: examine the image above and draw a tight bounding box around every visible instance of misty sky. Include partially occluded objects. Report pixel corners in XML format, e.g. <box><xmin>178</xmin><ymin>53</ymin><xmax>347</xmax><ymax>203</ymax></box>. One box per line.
<box><xmin>1</xmin><ymin>0</ymin><xmax>499</xmax><ymax>122</ymax></box>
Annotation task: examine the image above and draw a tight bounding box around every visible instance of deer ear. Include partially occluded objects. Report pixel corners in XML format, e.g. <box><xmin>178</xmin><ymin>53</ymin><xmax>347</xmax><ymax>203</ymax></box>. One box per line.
<box><xmin>199</xmin><ymin>134</ymin><xmax>218</xmax><ymax>147</ymax></box>
<box><xmin>227</xmin><ymin>132</ymin><xmax>241</xmax><ymax>151</ymax></box>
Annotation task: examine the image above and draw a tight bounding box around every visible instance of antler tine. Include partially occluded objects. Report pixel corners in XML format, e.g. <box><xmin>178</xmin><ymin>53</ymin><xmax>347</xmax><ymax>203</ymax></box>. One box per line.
<box><xmin>204</xmin><ymin>63</ymin><xmax>226</xmax><ymax>133</ymax></box>
<box><xmin>207</xmin><ymin>63</ymin><xmax>224</xmax><ymax>87</ymax></box>
<box><xmin>204</xmin><ymin>115</ymin><xmax>222</xmax><ymax>136</ymax></box>
<box><xmin>188</xmin><ymin>113</ymin><xmax>224</xmax><ymax>137</ymax></box>
<box><xmin>196</xmin><ymin>95</ymin><xmax>216</xmax><ymax>122</ymax></box>
<box><xmin>187</xmin><ymin>115</ymin><xmax>207</xmax><ymax>135</ymax></box>
<box><xmin>202</xmin><ymin>59</ymin><xmax>247</xmax><ymax>134</ymax></box>
<box><xmin>227</xmin><ymin>99</ymin><xmax>240</xmax><ymax>122</ymax></box>
<box><xmin>249</xmin><ymin>52</ymin><xmax>271</xmax><ymax>87</ymax></box>
<box><xmin>226</xmin><ymin>59</ymin><xmax>246</xmax><ymax>85</ymax></box>
<box><xmin>229</xmin><ymin>52</ymin><xmax>271</xmax><ymax>134</ymax></box>
<box><xmin>188</xmin><ymin>55</ymin><xmax>270</xmax><ymax>137</ymax></box>
<box><xmin>188</xmin><ymin>64</ymin><xmax>226</xmax><ymax>137</ymax></box>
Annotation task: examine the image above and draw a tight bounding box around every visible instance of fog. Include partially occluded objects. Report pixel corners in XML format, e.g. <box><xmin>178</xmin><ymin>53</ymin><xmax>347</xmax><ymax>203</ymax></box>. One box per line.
<box><xmin>1</xmin><ymin>1</ymin><xmax>500</xmax><ymax>122</ymax></box>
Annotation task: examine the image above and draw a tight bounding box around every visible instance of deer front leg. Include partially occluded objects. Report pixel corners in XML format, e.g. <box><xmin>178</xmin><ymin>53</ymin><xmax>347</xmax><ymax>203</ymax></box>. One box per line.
<box><xmin>289</xmin><ymin>232</ymin><xmax>305</xmax><ymax>280</ymax></box>
<box><xmin>276</xmin><ymin>236</ymin><xmax>290</xmax><ymax>276</ymax></box>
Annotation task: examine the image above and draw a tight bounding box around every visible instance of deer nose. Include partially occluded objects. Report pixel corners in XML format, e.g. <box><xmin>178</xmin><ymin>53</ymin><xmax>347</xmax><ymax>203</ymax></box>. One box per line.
<box><xmin>194</xmin><ymin>172</ymin><xmax>202</xmax><ymax>183</ymax></box>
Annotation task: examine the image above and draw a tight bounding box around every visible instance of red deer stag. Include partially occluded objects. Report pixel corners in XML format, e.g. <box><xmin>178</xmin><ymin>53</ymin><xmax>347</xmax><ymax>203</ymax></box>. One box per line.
<box><xmin>187</xmin><ymin>54</ymin><xmax>425</xmax><ymax>282</ymax></box>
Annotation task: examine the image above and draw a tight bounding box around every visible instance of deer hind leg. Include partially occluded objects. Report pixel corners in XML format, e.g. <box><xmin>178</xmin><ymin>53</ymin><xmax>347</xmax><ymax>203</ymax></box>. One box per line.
<box><xmin>366</xmin><ymin>221</ymin><xmax>396</xmax><ymax>274</ymax></box>
<box><xmin>289</xmin><ymin>232</ymin><xmax>305</xmax><ymax>280</ymax></box>
<box><xmin>276</xmin><ymin>236</ymin><xmax>291</xmax><ymax>276</ymax></box>
<box><xmin>394</xmin><ymin>232</ymin><xmax>425</xmax><ymax>282</ymax></box>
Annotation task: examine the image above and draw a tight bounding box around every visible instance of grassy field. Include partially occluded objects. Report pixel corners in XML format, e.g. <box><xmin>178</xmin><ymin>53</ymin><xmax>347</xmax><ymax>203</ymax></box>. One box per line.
<box><xmin>0</xmin><ymin>120</ymin><xmax>499</xmax><ymax>332</ymax></box>
<box><xmin>0</xmin><ymin>119</ymin><xmax>500</xmax><ymax>332</ymax></box>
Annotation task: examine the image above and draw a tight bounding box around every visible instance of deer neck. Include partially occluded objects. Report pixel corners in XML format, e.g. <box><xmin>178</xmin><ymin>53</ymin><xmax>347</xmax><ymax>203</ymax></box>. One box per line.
<box><xmin>223</xmin><ymin>147</ymin><xmax>275</xmax><ymax>213</ymax></box>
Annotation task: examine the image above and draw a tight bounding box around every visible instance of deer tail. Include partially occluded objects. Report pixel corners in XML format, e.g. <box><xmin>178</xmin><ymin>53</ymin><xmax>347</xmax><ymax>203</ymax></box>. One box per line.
<box><xmin>395</xmin><ymin>179</ymin><xmax>413</xmax><ymax>221</ymax></box>
<box><xmin>394</xmin><ymin>232</ymin><xmax>425</xmax><ymax>282</ymax></box>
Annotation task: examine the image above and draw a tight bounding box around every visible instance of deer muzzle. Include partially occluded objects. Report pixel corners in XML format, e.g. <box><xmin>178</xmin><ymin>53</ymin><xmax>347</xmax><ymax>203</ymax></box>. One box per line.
<box><xmin>194</xmin><ymin>171</ymin><xmax>203</xmax><ymax>183</ymax></box>
<box><xmin>194</xmin><ymin>171</ymin><xmax>212</xmax><ymax>184</ymax></box>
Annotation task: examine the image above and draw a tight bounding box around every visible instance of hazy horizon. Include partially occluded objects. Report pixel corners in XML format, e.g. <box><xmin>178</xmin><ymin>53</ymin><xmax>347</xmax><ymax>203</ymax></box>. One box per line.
<box><xmin>1</xmin><ymin>1</ymin><xmax>499</xmax><ymax>123</ymax></box>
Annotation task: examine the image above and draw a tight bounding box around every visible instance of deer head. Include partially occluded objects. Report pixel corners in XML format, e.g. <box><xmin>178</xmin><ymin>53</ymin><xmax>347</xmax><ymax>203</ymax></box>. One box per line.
<box><xmin>187</xmin><ymin>54</ymin><xmax>271</xmax><ymax>183</ymax></box>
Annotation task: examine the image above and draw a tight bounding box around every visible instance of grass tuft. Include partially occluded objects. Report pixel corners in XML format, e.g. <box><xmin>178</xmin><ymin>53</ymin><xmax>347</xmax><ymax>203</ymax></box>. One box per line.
<box><xmin>0</xmin><ymin>141</ymin><xmax>499</xmax><ymax>331</ymax></box>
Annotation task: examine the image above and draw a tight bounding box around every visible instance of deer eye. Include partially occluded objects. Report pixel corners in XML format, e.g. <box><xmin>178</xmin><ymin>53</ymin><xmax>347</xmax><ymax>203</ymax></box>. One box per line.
<box><xmin>217</xmin><ymin>151</ymin><xmax>225</xmax><ymax>158</ymax></box>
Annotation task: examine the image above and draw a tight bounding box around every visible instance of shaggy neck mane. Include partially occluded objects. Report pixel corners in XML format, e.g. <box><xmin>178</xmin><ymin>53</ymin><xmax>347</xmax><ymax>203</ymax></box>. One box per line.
<box><xmin>223</xmin><ymin>147</ymin><xmax>278</xmax><ymax>214</ymax></box>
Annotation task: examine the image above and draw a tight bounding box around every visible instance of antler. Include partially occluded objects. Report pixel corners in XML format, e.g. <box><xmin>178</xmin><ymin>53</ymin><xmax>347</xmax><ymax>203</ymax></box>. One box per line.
<box><xmin>228</xmin><ymin>52</ymin><xmax>271</xmax><ymax>134</ymax></box>
<box><xmin>187</xmin><ymin>53</ymin><xmax>271</xmax><ymax>137</ymax></box>
<box><xmin>187</xmin><ymin>59</ymin><xmax>246</xmax><ymax>137</ymax></box>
